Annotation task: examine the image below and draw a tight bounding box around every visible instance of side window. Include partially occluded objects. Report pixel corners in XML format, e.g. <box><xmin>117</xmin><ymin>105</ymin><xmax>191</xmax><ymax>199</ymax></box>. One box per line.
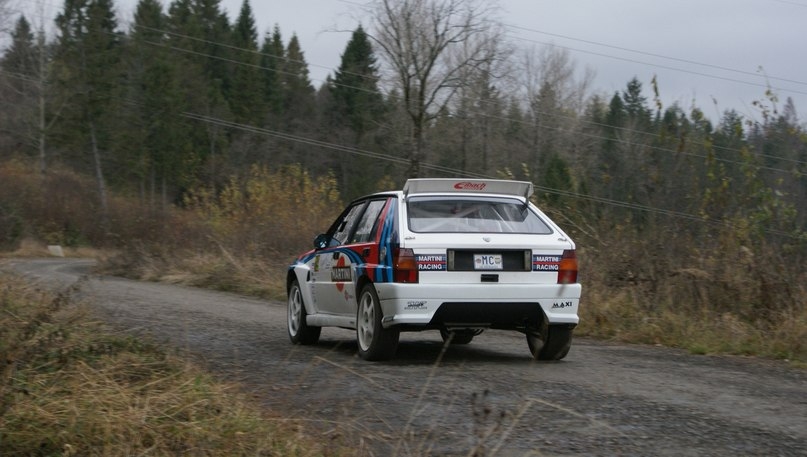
<box><xmin>350</xmin><ymin>199</ymin><xmax>387</xmax><ymax>244</ymax></box>
<box><xmin>330</xmin><ymin>202</ymin><xmax>367</xmax><ymax>246</ymax></box>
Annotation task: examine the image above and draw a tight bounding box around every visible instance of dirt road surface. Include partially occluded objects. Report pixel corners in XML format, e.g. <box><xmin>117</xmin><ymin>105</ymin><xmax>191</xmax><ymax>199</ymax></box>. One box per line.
<box><xmin>4</xmin><ymin>258</ymin><xmax>806</xmax><ymax>456</ymax></box>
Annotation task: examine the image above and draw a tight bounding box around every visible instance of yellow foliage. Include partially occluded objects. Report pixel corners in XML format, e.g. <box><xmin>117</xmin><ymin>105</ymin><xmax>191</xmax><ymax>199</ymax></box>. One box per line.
<box><xmin>186</xmin><ymin>164</ymin><xmax>343</xmax><ymax>256</ymax></box>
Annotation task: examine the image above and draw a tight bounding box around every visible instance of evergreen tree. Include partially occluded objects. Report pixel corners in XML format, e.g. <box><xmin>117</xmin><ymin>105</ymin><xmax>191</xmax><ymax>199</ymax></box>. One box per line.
<box><xmin>282</xmin><ymin>33</ymin><xmax>315</xmax><ymax>121</ymax></box>
<box><xmin>229</xmin><ymin>0</ymin><xmax>264</xmax><ymax>125</ymax></box>
<box><xmin>124</xmin><ymin>0</ymin><xmax>201</xmax><ymax>206</ymax></box>
<box><xmin>53</xmin><ymin>0</ymin><xmax>123</xmax><ymax>222</ymax></box>
<box><xmin>190</xmin><ymin>0</ymin><xmax>233</xmax><ymax>92</ymax></box>
<box><xmin>260</xmin><ymin>25</ymin><xmax>284</xmax><ymax>117</ymax></box>
<box><xmin>0</xmin><ymin>16</ymin><xmax>37</xmax><ymax>160</ymax></box>
<box><xmin>166</xmin><ymin>0</ymin><xmax>233</xmax><ymax>186</ymax></box>
<box><xmin>542</xmin><ymin>153</ymin><xmax>573</xmax><ymax>206</ymax></box>
<box><xmin>2</xmin><ymin>16</ymin><xmax>36</xmax><ymax>78</ymax></box>
<box><xmin>622</xmin><ymin>77</ymin><xmax>651</xmax><ymax>128</ymax></box>
<box><xmin>327</xmin><ymin>25</ymin><xmax>384</xmax><ymax>140</ymax></box>
<box><xmin>323</xmin><ymin>25</ymin><xmax>387</xmax><ymax>197</ymax></box>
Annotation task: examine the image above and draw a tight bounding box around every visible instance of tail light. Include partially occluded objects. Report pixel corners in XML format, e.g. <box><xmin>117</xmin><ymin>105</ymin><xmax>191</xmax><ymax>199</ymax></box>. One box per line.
<box><xmin>393</xmin><ymin>248</ymin><xmax>419</xmax><ymax>283</ymax></box>
<box><xmin>557</xmin><ymin>250</ymin><xmax>578</xmax><ymax>284</ymax></box>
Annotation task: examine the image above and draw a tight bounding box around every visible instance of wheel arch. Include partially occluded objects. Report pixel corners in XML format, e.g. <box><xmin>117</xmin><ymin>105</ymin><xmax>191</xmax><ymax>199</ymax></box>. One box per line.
<box><xmin>355</xmin><ymin>274</ymin><xmax>374</xmax><ymax>302</ymax></box>
<box><xmin>287</xmin><ymin>264</ymin><xmax>311</xmax><ymax>291</ymax></box>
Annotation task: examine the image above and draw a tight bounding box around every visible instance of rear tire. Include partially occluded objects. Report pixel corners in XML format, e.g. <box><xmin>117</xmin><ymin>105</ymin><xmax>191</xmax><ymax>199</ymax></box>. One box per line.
<box><xmin>527</xmin><ymin>323</ymin><xmax>573</xmax><ymax>361</ymax></box>
<box><xmin>356</xmin><ymin>284</ymin><xmax>399</xmax><ymax>361</ymax></box>
<box><xmin>287</xmin><ymin>279</ymin><xmax>321</xmax><ymax>345</ymax></box>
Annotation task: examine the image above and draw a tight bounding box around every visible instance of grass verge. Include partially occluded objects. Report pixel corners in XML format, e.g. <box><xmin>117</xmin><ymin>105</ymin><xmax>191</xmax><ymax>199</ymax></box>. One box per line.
<box><xmin>0</xmin><ymin>271</ymin><xmax>330</xmax><ymax>456</ymax></box>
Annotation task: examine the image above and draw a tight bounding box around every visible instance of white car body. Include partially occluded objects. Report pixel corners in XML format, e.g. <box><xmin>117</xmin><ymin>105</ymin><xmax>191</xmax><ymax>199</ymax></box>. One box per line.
<box><xmin>287</xmin><ymin>178</ymin><xmax>581</xmax><ymax>361</ymax></box>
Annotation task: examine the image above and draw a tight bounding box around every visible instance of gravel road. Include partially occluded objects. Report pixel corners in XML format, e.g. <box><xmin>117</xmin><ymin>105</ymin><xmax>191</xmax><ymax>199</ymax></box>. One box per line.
<box><xmin>4</xmin><ymin>258</ymin><xmax>806</xmax><ymax>456</ymax></box>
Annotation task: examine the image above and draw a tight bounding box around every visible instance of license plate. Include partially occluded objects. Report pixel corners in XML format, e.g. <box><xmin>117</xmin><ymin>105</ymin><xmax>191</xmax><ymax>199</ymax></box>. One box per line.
<box><xmin>474</xmin><ymin>253</ymin><xmax>503</xmax><ymax>270</ymax></box>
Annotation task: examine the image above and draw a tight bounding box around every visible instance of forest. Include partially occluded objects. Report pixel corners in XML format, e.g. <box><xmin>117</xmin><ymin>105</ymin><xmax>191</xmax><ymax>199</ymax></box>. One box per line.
<box><xmin>0</xmin><ymin>0</ymin><xmax>806</xmax><ymax>361</ymax></box>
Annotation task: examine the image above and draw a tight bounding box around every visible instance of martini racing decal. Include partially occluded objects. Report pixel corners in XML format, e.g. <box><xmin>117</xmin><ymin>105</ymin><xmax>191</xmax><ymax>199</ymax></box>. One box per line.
<box><xmin>533</xmin><ymin>254</ymin><xmax>562</xmax><ymax>271</ymax></box>
<box><xmin>331</xmin><ymin>266</ymin><xmax>352</xmax><ymax>282</ymax></box>
<box><xmin>417</xmin><ymin>254</ymin><xmax>447</xmax><ymax>271</ymax></box>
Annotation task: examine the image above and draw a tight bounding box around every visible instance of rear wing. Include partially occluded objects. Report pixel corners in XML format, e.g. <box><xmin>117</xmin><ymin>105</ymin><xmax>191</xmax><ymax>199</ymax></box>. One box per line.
<box><xmin>403</xmin><ymin>178</ymin><xmax>534</xmax><ymax>202</ymax></box>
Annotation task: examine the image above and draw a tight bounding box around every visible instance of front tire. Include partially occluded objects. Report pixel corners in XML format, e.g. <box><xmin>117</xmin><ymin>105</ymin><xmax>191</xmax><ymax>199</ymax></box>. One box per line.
<box><xmin>527</xmin><ymin>323</ymin><xmax>573</xmax><ymax>361</ymax></box>
<box><xmin>356</xmin><ymin>284</ymin><xmax>399</xmax><ymax>361</ymax></box>
<box><xmin>287</xmin><ymin>279</ymin><xmax>321</xmax><ymax>345</ymax></box>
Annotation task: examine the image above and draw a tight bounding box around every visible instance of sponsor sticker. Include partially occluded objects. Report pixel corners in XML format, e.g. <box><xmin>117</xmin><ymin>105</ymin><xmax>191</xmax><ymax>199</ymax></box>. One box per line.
<box><xmin>453</xmin><ymin>181</ymin><xmax>487</xmax><ymax>191</ymax></box>
<box><xmin>533</xmin><ymin>254</ymin><xmax>562</xmax><ymax>272</ymax></box>
<box><xmin>331</xmin><ymin>266</ymin><xmax>352</xmax><ymax>282</ymax></box>
<box><xmin>405</xmin><ymin>301</ymin><xmax>428</xmax><ymax>310</ymax></box>
<box><xmin>416</xmin><ymin>254</ymin><xmax>447</xmax><ymax>271</ymax></box>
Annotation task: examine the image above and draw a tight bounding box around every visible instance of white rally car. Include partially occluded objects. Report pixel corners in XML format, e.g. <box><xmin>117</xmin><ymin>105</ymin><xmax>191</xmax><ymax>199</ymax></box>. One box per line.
<box><xmin>287</xmin><ymin>178</ymin><xmax>581</xmax><ymax>361</ymax></box>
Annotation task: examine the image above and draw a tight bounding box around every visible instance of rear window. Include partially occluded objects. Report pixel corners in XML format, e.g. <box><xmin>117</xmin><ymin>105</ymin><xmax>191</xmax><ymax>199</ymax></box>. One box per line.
<box><xmin>407</xmin><ymin>196</ymin><xmax>552</xmax><ymax>234</ymax></box>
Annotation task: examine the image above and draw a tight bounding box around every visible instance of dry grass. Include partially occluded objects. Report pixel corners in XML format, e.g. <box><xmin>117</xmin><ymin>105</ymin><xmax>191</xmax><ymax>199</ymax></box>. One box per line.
<box><xmin>100</xmin><ymin>243</ymin><xmax>288</xmax><ymax>300</ymax></box>
<box><xmin>0</xmin><ymin>237</ymin><xmax>112</xmax><ymax>260</ymax></box>
<box><xmin>3</xmin><ymin>159</ymin><xmax>805</xmax><ymax>365</ymax></box>
<box><xmin>577</xmin><ymin>241</ymin><xmax>807</xmax><ymax>363</ymax></box>
<box><xmin>0</xmin><ymin>272</ymin><xmax>334</xmax><ymax>456</ymax></box>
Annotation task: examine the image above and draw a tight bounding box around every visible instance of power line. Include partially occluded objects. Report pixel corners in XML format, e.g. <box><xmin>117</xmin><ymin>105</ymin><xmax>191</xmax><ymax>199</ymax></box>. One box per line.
<box><xmin>125</xmin><ymin>20</ymin><xmax>807</xmax><ymax>169</ymax></box>
<box><xmin>13</xmin><ymin>20</ymin><xmax>805</xmax><ymax>177</ymax></box>
<box><xmin>180</xmin><ymin>111</ymin><xmax>802</xmax><ymax>240</ymax></box>
<box><xmin>14</xmin><ymin>4</ymin><xmax>807</xmax><ymax>169</ymax></box>
<box><xmin>9</xmin><ymin>8</ymin><xmax>807</xmax><ymax>175</ymax></box>
<box><xmin>125</xmin><ymin>23</ymin><xmax>807</xmax><ymax>172</ymax></box>
<box><xmin>504</xmin><ymin>23</ymin><xmax>807</xmax><ymax>89</ymax></box>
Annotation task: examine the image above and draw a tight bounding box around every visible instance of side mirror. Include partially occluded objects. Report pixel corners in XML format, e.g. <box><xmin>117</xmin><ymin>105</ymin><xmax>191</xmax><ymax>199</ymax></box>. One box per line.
<box><xmin>314</xmin><ymin>234</ymin><xmax>329</xmax><ymax>250</ymax></box>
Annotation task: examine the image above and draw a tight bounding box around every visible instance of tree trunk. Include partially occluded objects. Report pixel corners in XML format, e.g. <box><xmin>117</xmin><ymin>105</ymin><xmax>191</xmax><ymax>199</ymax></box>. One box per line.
<box><xmin>37</xmin><ymin>31</ymin><xmax>46</xmax><ymax>175</ymax></box>
<box><xmin>89</xmin><ymin>120</ymin><xmax>109</xmax><ymax>228</ymax></box>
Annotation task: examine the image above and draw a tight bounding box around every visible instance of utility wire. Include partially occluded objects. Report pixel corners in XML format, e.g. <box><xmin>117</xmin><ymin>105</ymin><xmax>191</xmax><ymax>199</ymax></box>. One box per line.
<box><xmin>180</xmin><ymin>111</ymin><xmax>802</xmax><ymax>240</ymax></box>
<box><xmin>9</xmin><ymin>12</ymin><xmax>807</xmax><ymax>175</ymax></box>
<box><xmin>126</xmin><ymin>25</ymin><xmax>807</xmax><ymax>173</ymax></box>
<box><xmin>504</xmin><ymin>23</ymin><xmax>807</xmax><ymax>89</ymax></box>
<box><xmin>16</xmin><ymin>7</ymin><xmax>807</xmax><ymax>168</ymax></box>
<box><xmin>125</xmin><ymin>22</ymin><xmax>807</xmax><ymax>169</ymax></box>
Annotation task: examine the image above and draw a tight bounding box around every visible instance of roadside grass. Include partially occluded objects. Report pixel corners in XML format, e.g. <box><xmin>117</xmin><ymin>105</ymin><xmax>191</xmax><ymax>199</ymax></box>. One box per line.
<box><xmin>97</xmin><ymin>245</ymin><xmax>807</xmax><ymax>365</ymax></box>
<box><xmin>3</xmin><ymin>159</ymin><xmax>805</xmax><ymax>365</ymax></box>
<box><xmin>0</xmin><ymin>272</ymin><xmax>333</xmax><ymax>456</ymax></box>
<box><xmin>100</xmin><ymin>243</ymin><xmax>288</xmax><ymax>300</ymax></box>
<box><xmin>578</xmin><ymin>273</ymin><xmax>807</xmax><ymax>364</ymax></box>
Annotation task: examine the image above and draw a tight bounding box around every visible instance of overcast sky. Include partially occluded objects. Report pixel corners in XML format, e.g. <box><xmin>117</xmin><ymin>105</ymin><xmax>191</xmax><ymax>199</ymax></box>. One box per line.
<box><xmin>17</xmin><ymin>0</ymin><xmax>807</xmax><ymax>123</ymax></box>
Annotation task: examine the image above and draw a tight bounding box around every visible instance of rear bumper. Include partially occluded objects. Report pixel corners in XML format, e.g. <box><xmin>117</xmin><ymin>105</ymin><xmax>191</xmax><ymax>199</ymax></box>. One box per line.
<box><xmin>374</xmin><ymin>282</ymin><xmax>581</xmax><ymax>329</ymax></box>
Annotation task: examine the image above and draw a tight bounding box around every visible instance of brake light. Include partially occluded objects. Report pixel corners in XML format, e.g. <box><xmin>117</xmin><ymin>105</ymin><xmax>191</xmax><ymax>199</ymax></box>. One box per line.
<box><xmin>393</xmin><ymin>248</ymin><xmax>419</xmax><ymax>283</ymax></box>
<box><xmin>557</xmin><ymin>250</ymin><xmax>578</xmax><ymax>284</ymax></box>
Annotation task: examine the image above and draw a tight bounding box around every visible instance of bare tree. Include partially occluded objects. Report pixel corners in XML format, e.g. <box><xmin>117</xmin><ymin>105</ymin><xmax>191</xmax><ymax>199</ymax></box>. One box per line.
<box><xmin>0</xmin><ymin>0</ymin><xmax>17</xmax><ymax>35</ymax></box>
<box><xmin>368</xmin><ymin>0</ymin><xmax>502</xmax><ymax>177</ymax></box>
<box><xmin>0</xmin><ymin>0</ymin><xmax>62</xmax><ymax>174</ymax></box>
<box><xmin>520</xmin><ymin>45</ymin><xmax>593</xmax><ymax>174</ymax></box>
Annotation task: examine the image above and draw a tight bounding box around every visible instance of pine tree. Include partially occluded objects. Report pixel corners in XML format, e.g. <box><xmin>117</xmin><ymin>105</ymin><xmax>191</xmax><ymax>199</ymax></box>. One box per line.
<box><xmin>622</xmin><ymin>77</ymin><xmax>650</xmax><ymax>128</ymax></box>
<box><xmin>53</xmin><ymin>0</ymin><xmax>123</xmax><ymax>223</ymax></box>
<box><xmin>260</xmin><ymin>25</ymin><xmax>284</xmax><ymax>117</ymax></box>
<box><xmin>0</xmin><ymin>16</ymin><xmax>37</xmax><ymax>160</ymax></box>
<box><xmin>166</xmin><ymin>0</ymin><xmax>233</xmax><ymax>186</ymax></box>
<box><xmin>282</xmin><ymin>33</ymin><xmax>315</xmax><ymax>123</ymax></box>
<box><xmin>327</xmin><ymin>25</ymin><xmax>384</xmax><ymax>140</ymax></box>
<box><xmin>125</xmin><ymin>0</ymin><xmax>199</xmax><ymax>207</ymax></box>
<box><xmin>229</xmin><ymin>0</ymin><xmax>264</xmax><ymax>125</ymax></box>
<box><xmin>2</xmin><ymin>16</ymin><xmax>36</xmax><ymax>78</ymax></box>
<box><xmin>190</xmin><ymin>0</ymin><xmax>233</xmax><ymax>92</ymax></box>
<box><xmin>324</xmin><ymin>25</ymin><xmax>386</xmax><ymax>197</ymax></box>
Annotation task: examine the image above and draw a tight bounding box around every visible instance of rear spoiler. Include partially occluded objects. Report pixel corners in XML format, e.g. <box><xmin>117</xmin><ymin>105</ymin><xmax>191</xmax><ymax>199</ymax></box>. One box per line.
<box><xmin>403</xmin><ymin>179</ymin><xmax>534</xmax><ymax>202</ymax></box>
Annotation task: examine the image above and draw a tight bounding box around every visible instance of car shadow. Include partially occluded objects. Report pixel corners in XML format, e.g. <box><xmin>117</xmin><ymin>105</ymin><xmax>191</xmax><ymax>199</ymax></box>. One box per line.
<box><xmin>312</xmin><ymin>337</ymin><xmax>539</xmax><ymax>366</ymax></box>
